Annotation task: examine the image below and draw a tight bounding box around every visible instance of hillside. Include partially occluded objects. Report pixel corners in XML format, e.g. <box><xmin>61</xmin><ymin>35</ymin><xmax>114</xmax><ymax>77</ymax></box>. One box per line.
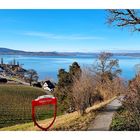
<box><xmin>0</xmin><ymin>48</ymin><xmax>27</xmax><ymax>55</ymax></box>
<box><xmin>0</xmin><ymin>48</ymin><xmax>64</xmax><ymax>56</ymax></box>
<box><xmin>0</xmin><ymin>85</ymin><xmax>51</xmax><ymax>128</ymax></box>
<box><xmin>0</xmin><ymin>96</ymin><xmax>116</xmax><ymax>131</ymax></box>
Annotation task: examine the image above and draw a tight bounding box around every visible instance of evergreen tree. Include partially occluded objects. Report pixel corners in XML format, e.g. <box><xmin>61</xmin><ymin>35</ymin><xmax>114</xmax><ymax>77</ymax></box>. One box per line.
<box><xmin>69</xmin><ymin>62</ymin><xmax>81</xmax><ymax>79</ymax></box>
<box><xmin>57</xmin><ymin>69</ymin><xmax>72</xmax><ymax>89</ymax></box>
<box><xmin>54</xmin><ymin>62</ymin><xmax>82</xmax><ymax>113</ymax></box>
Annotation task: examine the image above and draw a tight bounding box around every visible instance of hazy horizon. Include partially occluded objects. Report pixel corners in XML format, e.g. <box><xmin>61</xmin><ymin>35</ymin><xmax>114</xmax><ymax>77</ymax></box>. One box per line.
<box><xmin>1</xmin><ymin>47</ymin><xmax>140</xmax><ymax>53</ymax></box>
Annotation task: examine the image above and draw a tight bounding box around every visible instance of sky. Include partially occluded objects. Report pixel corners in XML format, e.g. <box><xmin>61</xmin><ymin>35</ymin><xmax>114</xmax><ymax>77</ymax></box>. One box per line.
<box><xmin>0</xmin><ymin>9</ymin><xmax>140</xmax><ymax>52</ymax></box>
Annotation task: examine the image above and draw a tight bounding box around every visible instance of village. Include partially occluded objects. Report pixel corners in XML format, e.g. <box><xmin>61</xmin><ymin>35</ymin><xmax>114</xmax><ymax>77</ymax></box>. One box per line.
<box><xmin>0</xmin><ymin>58</ymin><xmax>55</xmax><ymax>92</ymax></box>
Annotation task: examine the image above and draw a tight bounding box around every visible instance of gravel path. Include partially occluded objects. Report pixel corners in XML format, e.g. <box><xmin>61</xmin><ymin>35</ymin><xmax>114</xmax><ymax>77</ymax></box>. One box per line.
<box><xmin>87</xmin><ymin>97</ymin><xmax>123</xmax><ymax>131</ymax></box>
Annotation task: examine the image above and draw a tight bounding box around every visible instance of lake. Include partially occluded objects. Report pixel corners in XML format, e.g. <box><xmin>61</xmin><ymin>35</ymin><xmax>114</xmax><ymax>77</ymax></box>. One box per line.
<box><xmin>1</xmin><ymin>55</ymin><xmax>140</xmax><ymax>82</ymax></box>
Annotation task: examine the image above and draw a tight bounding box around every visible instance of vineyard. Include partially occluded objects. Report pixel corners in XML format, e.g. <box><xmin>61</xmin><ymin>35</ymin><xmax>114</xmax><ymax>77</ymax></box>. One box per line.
<box><xmin>0</xmin><ymin>85</ymin><xmax>55</xmax><ymax>128</ymax></box>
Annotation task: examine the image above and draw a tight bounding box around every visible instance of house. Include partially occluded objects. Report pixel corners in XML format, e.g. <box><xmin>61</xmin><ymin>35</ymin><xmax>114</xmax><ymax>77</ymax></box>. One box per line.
<box><xmin>42</xmin><ymin>80</ymin><xmax>55</xmax><ymax>92</ymax></box>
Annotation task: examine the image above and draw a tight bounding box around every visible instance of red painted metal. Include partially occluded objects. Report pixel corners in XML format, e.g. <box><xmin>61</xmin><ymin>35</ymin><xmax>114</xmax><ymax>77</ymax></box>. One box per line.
<box><xmin>32</xmin><ymin>95</ymin><xmax>57</xmax><ymax>131</ymax></box>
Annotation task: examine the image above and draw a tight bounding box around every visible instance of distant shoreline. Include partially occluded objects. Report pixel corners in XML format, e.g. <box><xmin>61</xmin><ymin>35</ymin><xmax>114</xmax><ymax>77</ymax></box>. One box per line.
<box><xmin>1</xmin><ymin>48</ymin><xmax>140</xmax><ymax>57</ymax></box>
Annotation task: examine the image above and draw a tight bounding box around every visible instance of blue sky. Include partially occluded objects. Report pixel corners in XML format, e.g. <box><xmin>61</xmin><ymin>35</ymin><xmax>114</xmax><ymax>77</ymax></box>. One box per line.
<box><xmin>0</xmin><ymin>9</ymin><xmax>140</xmax><ymax>52</ymax></box>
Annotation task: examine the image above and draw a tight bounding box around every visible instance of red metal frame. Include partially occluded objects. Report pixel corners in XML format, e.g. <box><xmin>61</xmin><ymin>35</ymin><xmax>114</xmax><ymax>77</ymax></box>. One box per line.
<box><xmin>32</xmin><ymin>96</ymin><xmax>57</xmax><ymax>131</ymax></box>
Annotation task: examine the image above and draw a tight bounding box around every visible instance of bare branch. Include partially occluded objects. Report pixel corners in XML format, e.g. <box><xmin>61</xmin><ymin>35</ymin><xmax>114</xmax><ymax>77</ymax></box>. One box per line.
<box><xmin>107</xmin><ymin>9</ymin><xmax>140</xmax><ymax>32</ymax></box>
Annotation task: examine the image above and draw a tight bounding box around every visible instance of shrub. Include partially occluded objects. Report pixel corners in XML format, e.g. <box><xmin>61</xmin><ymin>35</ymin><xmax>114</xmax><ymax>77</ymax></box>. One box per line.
<box><xmin>123</xmin><ymin>74</ymin><xmax>140</xmax><ymax>129</ymax></box>
<box><xmin>110</xmin><ymin>107</ymin><xmax>139</xmax><ymax>131</ymax></box>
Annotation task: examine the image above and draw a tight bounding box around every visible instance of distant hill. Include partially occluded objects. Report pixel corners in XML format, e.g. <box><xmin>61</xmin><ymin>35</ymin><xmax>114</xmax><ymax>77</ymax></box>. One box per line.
<box><xmin>0</xmin><ymin>47</ymin><xmax>140</xmax><ymax>57</ymax></box>
<box><xmin>0</xmin><ymin>48</ymin><xmax>65</xmax><ymax>56</ymax></box>
<box><xmin>0</xmin><ymin>48</ymin><xmax>25</xmax><ymax>53</ymax></box>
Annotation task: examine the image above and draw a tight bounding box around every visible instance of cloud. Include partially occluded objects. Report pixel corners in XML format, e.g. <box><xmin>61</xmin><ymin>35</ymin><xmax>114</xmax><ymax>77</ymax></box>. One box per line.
<box><xmin>23</xmin><ymin>31</ymin><xmax>104</xmax><ymax>40</ymax></box>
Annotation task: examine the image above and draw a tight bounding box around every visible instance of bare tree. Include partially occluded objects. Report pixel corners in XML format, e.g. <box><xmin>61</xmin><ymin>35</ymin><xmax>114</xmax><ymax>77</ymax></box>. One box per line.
<box><xmin>71</xmin><ymin>69</ymin><xmax>102</xmax><ymax>115</ymax></box>
<box><xmin>70</xmin><ymin>56</ymin><xmax>124</xmax><ymax>115</ymax></box>
<box><xmin>25</xmin><ymin>69</ymin><xmax>38</xmax><ymax>86</ymax></box>
<box><xmin>107</xmin><ymin>9</ymin><xmax>140</xmax><ymax>32</ymax></box>
<box><xmin>95</xmin><ymin>74</ymin><xmax>127</xmax><ymax>100</ymax></box>
<box><xmin>106</xmin><ymin>77</ymin><xmax>126</xmax><ymax>98</ymax></box>
<box><xmin>92</xmin><ymin>52</ymin><xmax>121</xmax><ymax>83</ymax></box>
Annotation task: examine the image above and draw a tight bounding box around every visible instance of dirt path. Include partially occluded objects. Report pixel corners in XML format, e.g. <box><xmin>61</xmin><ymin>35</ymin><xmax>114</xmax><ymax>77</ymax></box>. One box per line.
<box><xmin>87</xmin><ymin>97</ymin><xmax>123</xmax><ymax>131</ymax></box>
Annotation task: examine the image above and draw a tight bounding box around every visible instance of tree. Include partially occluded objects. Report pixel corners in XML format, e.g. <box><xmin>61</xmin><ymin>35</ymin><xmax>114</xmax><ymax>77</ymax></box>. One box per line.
<box><xmin>57</xmin><ymin>69</ymin><xmax>72</xmax><ymax>89</ymax></box>
<box><xmin>107</xmin><ymin>9</ymin><xmax>140</xmax><ymax>32</ymax></box>
<box><xmin>54</xmin><ymin>62</ymin><xmax>82</xmax><ymax>113</ymax></box>
<box><xmin>69</xmin><ymin>62</ymin><xmax>81</xmax><ymax>79</ymax></box>
<box><xmin>71</xmin><ymin>69</ymin><xmax>99</xmax><ymax>115</ymax></box>
<box><xmin>54</xmin><ymin>68</ymin><xmax>72</xmax><ymax>112</ymax></box>
<box><xmin>93</xmin><ymin>52</ymin><xmax>121</xmax><ymax>82</ymax></box>
<box><xmin>71</xmin><ymin>63</ymin><xmax>125</xmax><ymax>115</ymax></box>
<box><xmin>25</xmin><ymin>69</ymin><xmax>38</xmax><ymax>86</ymax></box>
<box><xmin>1</xmin><ymin>58</ymin><xmax>3</xmax><ymax>65</ymax></box>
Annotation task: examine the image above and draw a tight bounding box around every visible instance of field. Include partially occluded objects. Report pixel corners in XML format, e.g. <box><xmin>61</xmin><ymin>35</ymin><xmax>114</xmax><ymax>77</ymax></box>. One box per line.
<box><xmin>0</xmin><ymin>85</ymin><xmax>55</xmax><ymax>128</ymax></box>
<box><xmin>0</xmin><ymin>97</ymin><xmax>116</xmax><ymax>131</ymax></box>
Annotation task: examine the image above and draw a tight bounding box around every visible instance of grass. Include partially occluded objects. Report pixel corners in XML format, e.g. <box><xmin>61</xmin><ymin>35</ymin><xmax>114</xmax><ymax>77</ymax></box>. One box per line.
<box><xmin>0</xmin><ymin>84</ymin><xmax>57</xmax><ymax>128</ymax></box>
<box><xmin>0</xmin><ymin>96</ymin><xmax>116</xmax><ymax>131</ymax></box>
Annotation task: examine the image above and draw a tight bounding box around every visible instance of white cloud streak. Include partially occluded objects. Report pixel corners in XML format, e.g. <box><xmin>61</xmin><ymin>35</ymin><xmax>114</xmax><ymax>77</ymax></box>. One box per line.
<box><xmin>23</xmin><ymin>31</ymin><xmax>104</xmax><ymax>40</ymax></box>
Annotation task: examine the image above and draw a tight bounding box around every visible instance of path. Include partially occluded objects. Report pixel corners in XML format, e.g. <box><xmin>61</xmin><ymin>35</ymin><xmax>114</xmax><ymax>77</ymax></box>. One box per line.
<box><xmin>87</xmin><ymin>97</ymin><xmax>123</xmax><ymax>131</ymax></box>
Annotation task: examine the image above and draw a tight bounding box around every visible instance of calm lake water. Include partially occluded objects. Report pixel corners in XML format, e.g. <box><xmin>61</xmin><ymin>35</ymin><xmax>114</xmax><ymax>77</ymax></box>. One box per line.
<box><xmin>1</xmin><ymin>55</ymin><xmax>140</xmax><ymax>82</ymax></box>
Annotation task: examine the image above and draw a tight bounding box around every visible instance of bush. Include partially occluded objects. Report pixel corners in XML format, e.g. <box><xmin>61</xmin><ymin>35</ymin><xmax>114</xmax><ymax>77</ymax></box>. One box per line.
<box><xmin>110</xmin><ymin>107</ymin><xmax>139</xmax><ymax>131</ymax></box>
<box><xmin>122</xmin><ymin>74</ymin><xmax>140</xmax><ymax>130</ymax></box>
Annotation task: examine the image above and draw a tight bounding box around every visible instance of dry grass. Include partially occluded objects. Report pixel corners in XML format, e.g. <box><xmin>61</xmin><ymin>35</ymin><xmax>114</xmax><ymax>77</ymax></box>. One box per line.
<box><xmin>0</xmin><ymin>96</ymin><xmax>116</xmax><ymax>131</ymax></box>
